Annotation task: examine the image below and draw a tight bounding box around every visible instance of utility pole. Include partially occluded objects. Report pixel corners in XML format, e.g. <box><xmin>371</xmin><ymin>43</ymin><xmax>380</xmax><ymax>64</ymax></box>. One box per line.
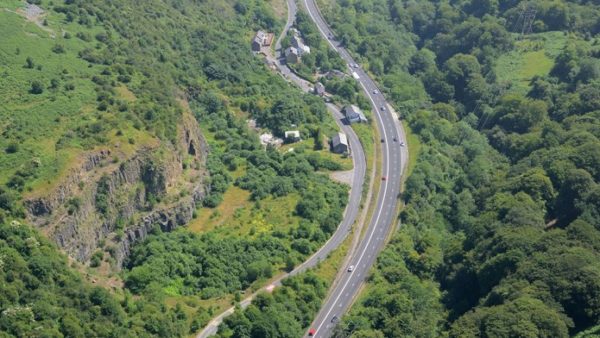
<box><xmin>515</xmin><ymin>2</ymin><xmax>537</xmax><ymax>38</ymax></box>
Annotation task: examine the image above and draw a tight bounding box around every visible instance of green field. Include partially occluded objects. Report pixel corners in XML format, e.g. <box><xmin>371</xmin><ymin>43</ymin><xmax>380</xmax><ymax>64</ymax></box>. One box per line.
<box><xmin>0</xmin><ymin>2</ymin><xmax>157</xmax><ymax>195</ymax></box>
<box><xmin>495</xmin><ymin>31</ymin><xmax>567</xmax><ymax>94</ymax></box>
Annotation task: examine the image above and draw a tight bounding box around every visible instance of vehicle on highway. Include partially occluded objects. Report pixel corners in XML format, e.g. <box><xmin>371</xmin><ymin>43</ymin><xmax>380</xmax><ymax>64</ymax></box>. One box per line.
<box><xmin>381</xmin><ymin>138</ymin><xmax>385</xmax><ymax>143</ymax></box>
<box><xmin>380</xmin><ymin>106</ymin><xmax>386</xmax><ymax>111</ymax></box>
<box><xmin>352</xmin><ymin>72</ymin><xmax>360</xmax><ymax>80</ymax></box>
<box><xmin>399</xmin><ymin>141</ymin><xmax>405</xmax><ymax>147</ymax></box>
<box><xmin>347</xmin><ymin>265</ymin><xmax>354</xmax><ymax>272</ymax></box>
<box><xmin>382</xmin><ymin>176</ymin><xmax>387</xmax><ymax>181</ymax></box>
<box><xmin>373</xmin><ymin>89</ymin><xmax>378</xmax><ymax>94</ymax></box>
<box><xmin>353</xmin><ymin>63</ymin><xmax>359</xmax><ymax>68</ymax></box>
<box><xmin>393</xmin><ymin>137</ymin><xmax>397</xmax><ymax>142</ymax></box>
<box><xmin>331</xmin><ymin>315</ymin><xmax>339</xmax><ymax>323</ymax></box>
<box><xmin>308</xmin><ymin>328</ymin><xmax>316</xmax><ymax>336</ymax></box>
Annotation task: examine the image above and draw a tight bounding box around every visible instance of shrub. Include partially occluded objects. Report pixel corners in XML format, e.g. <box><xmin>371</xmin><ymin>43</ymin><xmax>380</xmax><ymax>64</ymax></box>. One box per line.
<box><xmin>5</xmin><ymin>142</ymin><xmax>19</xmax><ymax>154</ymax></box>
<box><xmin>30</xmin><ymin>80</ymin><xmax>44</xmax><ymax>94</ymax></box>
<box><xmin>52</xmin><ymin>44</ymin><xmax>65</xmax><ymax>54</ymax></box>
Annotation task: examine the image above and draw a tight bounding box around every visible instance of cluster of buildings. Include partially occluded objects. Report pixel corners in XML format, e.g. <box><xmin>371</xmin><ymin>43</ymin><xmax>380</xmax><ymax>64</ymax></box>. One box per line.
<box><xmin>250</xmin><ymin>29</ymin><xmax>369</xmax><ymax>157</ymax></box>
<box><xmin>330</xmin><ymin>105</ymin><xmax>368</xmax><ymax>154</ymax></box>
<box><xmin>285</xmin><ymin>29</ymin><xmax>311</xmax><ymax>64</ymax></box>
<box><xmin>256</xmin><ymin>129</ymin><xmax>302</xmax><ymax>148</ymax></box>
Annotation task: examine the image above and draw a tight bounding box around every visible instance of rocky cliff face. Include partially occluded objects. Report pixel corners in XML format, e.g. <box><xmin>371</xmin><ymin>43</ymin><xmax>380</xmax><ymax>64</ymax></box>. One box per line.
<box><xmin>25</xmin><ymin>112</ymin><xmax>209</xmax><ymax>268</ymax></box>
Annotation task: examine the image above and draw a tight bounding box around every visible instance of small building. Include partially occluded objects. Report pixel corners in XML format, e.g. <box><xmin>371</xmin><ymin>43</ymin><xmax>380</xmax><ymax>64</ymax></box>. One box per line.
<box><xmin>285</xmin><ymin>130</ymin><xmax>301</xmax><ymax>143</ymax></box>
<box><xmin>331</xmin><ymin>132</ymin><xmax>349</xmax><ymax>154</ymax></box>
<box><xmin>314</xmin><ymin>82</ymin><xmax>325</xmax><ymax>96</ymax></box>
<box><xmin>252</xmin><ymin>30</ymin><xmax>274</xmax><ymax>51</ymax></box>
<box><xmin>291</xmin><ymin>34</ymin><xmax>311</xmax><ymax>56</ymax></box>
<box><xmin>260</xmin><ymin>133</ymin><xmax>283</xmax><ymax>147</ymax></box>
<box><xmin>326</xmin><ymin>70</ymin><xmax>346</xmax><ymax>79</ymax></box>
<box><xmin>343</xmin><ymin>105</ymin><xmax>368</xmax><ymax>124</ymax></box>
<box><xmin>285</xmin><ymin>47</ymin><xmax>300</xmax><ymax>64</ymax></box>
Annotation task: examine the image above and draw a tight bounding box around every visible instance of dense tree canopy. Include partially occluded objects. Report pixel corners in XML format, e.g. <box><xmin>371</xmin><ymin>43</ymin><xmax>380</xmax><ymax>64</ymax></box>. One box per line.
<box><xmin>317</xmin><ymin>0</ymin><xmax>600</xmax><ymax>336</ymax></box>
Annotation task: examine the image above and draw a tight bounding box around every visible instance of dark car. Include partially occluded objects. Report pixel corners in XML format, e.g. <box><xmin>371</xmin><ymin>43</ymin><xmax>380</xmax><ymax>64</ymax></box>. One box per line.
<box><xmin>331</xmin><ymin>315</ymin><xmax>339</xmax><ymax>323</ymax></box>
<box><xmin>393</xmin><ymin>137</ymin><xmax>397</xmax><ymax>142</ymax></box>
<box><xmin>381</xmin><ymin>138</ymin><xmax>385</xmax><ymax>143</ymax></box>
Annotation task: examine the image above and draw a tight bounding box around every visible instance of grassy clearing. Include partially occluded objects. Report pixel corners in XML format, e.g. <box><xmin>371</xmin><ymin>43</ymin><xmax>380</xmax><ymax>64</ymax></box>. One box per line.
<box><xmin>280</xmin><ymin>137</ymin><xmax>353</xmax><ymax>171</ymax></box>
<box><xmin>404</xmin><ymin>124</ymin><xmax>421</xmax><ymax>180</ymax></box>
<box><xmin>313</xmin><ymin>229</ymin><xmax>353</xmax><ymax>283</ymax></box>
<box><xmin>187</xmin><ymin>186</ymin><xmax>252</xmax><ymax>233</ymax></box>
<box><xmin>187</xmin><ymin>182</ymin><xmax>301</xmax><ymax>239</ymax></box>
<box><xmin>0</xmin><ymin>0</ymin><xmax>23</xmax><ymax>11</ymax></box>
<box><xmin>351</xmin><ymin>122</ymin><xmax>375</xmax><ymax>173</ymax></box>
<box><xmin>495</xmin><ymin>31</ymin><xmax>566</xmax><ymax>94</ymax></box>
<box><xmin>213</xmin><ymin>192</ymin><xmax>300</xmax><ymax>238</ymax></box>
<box><xmin>269</xmin><ymin>0</ymin><xmax>287</xmax><ymax>21</ymax></box>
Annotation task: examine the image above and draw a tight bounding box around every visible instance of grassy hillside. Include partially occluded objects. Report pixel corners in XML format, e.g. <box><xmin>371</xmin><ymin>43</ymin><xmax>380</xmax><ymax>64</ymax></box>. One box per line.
<box><xmin>0</xmin><ymin>0</ymin><xmax>356</xmax><ymax>336</ymax></box>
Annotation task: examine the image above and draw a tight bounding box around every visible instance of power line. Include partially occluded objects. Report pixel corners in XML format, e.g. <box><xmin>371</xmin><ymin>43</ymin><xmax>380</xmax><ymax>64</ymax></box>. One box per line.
<box><xmin>514</xmin><ymin>2</ymin><xmax>537</xmax><ymax>38</ymax></box>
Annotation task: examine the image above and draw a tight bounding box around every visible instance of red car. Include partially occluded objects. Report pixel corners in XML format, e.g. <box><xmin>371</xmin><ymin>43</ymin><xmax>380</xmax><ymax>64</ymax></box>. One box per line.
<box><xmin>308</xmin><ymin>328</ymin><xmax>316</xmax><ymax>336</ymax></box>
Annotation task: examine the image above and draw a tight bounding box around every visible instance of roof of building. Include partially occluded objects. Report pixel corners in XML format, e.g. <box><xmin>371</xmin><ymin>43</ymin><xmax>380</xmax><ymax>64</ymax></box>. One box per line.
<box><xmin>344</xmin><ymin>105</ymin><xmax>361</xmax><ymax>116</ymax></box>
<box><xmin>327</xmin><ymin>70</ymin><xmax>346</xmax><ymax>78</ymax></box>
<box><xmin>291</xmin><ymin>35</ymin><xmax>303</xmax><ymax>48</ymax></box>
<box><xmin>315</xmin><ymin>82</ymin><xmax>325</xmax><ymax>94</ymax></box>
<box><xmin>285</xmin><ymin>46</ymin><xmax>299</xmax><ymax>56</ymax></box>
<box><xmin>255</xmin><ymin>30</ymin><xmax>267</xmax><ymax>41</ymax></box>
<box><xmin>285</xmin><ymin>130</ymin><xmax>300</xmax><ymax>138</ymax></box>
<box><xmin>332</xmin><ymin>132</ymin><xmax>348</xmax><ymax>146</ymax></box>
<box><xmin>343</xmin><ymin>105</ymin><xmax>367</xmax><ymax>122</ymax></box>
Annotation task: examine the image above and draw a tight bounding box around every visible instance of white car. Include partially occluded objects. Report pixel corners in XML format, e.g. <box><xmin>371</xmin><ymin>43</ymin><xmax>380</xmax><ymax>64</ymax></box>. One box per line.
<box><xmin>373</xmin><ymin>90</ymin><xmax>379</xmax><ymax>94</ymax></box>
<box><xmin>347</xmin><ymin>265</ymin><xmax>355</xmax><ymax>272</ymax></box>
<box><xmin>380</xmin><ymin>106</ymin><xmax>386</xmax><ymax>111</ymax></box>
<box><xmin>399</xmin><ymin>141</ymin><xmax>405</xmax><ymax>147</ymax></box>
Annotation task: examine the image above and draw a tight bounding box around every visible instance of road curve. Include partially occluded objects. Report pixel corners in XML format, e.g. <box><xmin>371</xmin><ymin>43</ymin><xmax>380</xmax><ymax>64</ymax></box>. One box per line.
<box><xmin>195</xmin><ymin>1</ymin><xmax>367</xmax><ymax>336</ymax></box>
<box><xmin>301</xmin><ymin>0</ymin><xmax>409</xmax><ymax>337</ymax></box>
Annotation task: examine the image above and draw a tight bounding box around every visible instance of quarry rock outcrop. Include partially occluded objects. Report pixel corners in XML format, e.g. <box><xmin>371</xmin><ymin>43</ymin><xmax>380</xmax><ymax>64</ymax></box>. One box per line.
<box><xmin>25</xmin><ymin>112</ymin><xmax>209</xmax><ymax>268</ymax></box>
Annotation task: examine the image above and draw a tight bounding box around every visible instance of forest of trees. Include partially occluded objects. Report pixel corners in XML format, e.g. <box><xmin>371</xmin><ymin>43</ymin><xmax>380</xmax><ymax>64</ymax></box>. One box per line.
<box><xmin>216</xmin><ymin>273</ymin><xmax>329</xmax><ymax>337</ymax></box>
<box><xmin>3</xmin><ymin>0</ymin><xmax>600</xmax><ymax>336</ymax></box>
<box><xmin>315</xmin><ymin>0</ymin><xmax>600</xmax><ymax>336</ymax></box>
<box><xmin>1</xmin><ymin>0</ymin><xmax>351</xmax><ymax>336</ymax></box>
<box><xmin>0</xmin><ymin>221</ymin><xmax>191</xmax><ymax>337</ymax></box>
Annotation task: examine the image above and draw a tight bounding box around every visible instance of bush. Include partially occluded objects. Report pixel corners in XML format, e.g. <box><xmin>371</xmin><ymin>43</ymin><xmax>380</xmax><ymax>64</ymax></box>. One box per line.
<box><xmin>52</xmin><ymin>44</ymin><xmax>65</xmax><ymax>54</ymax></box>
<box><xmin>5</xmin><ymin>142</ymin><xmax>19</xmax><ymax>154</ymax></box>
<box><xmin>29</xmin><ymin>80</ymin><xmax>44</xmax><ymax>94</ymax></box>
<box><xmin>90</xmin><ymin>251</ymin><xmax>103</xmax><ymax>267</ymax></box>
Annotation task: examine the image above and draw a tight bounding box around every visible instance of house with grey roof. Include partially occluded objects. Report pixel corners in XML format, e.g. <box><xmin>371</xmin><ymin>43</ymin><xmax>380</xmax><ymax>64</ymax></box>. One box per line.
<box><xmin>343</xmin><ymin>105</ymin><xmax>368</xmax><ymax>123</ymax></box>
<box><xmin>291</xmin><ymin>35</ymin><xmax>311</xmax><ymax>56</ymax></box>
<box><xmin>285</xmin><ymin>47</ymin><xmax>300</xmax><ymax>64</ymax></box>
<box><xmin>314</xmin><ymin>82</ymin><xmax>325</xmax><ymax>96</ymax></box>
<box><xmin>331</xmin><ymin>132</ymin><xmax>349</xmax><ymax>154</ymax></box>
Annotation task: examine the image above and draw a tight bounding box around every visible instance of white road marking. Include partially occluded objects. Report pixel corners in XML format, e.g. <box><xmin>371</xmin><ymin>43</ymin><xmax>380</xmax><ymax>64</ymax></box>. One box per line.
<box><xmin>304</xmin><ymin>0</ymin><xmax>403</xmax><ymax>335</ymax></box>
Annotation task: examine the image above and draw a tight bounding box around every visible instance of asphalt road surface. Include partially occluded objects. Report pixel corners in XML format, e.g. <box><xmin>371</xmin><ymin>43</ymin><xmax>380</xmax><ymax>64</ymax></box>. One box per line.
<box><xmin>195</xmin><ymin>1</ymin><xmax>366</xmax><ymax>335</ymax></box>
<box><xmin>301</xmin><ymin>0</ymin><xmax>409</xmax><ymax>337</ymax></box>
<box><xmin>196</xmin><ymin>104</ymin><xmax>365</xmax><ymax>338</ymax></box>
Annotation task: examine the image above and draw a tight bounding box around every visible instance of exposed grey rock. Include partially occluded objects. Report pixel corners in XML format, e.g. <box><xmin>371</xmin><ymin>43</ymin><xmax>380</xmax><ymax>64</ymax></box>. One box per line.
<box><xmin>25</xmin><ymin>113</ymin><xmax>209</xmax><ymax>268</ymax></box>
